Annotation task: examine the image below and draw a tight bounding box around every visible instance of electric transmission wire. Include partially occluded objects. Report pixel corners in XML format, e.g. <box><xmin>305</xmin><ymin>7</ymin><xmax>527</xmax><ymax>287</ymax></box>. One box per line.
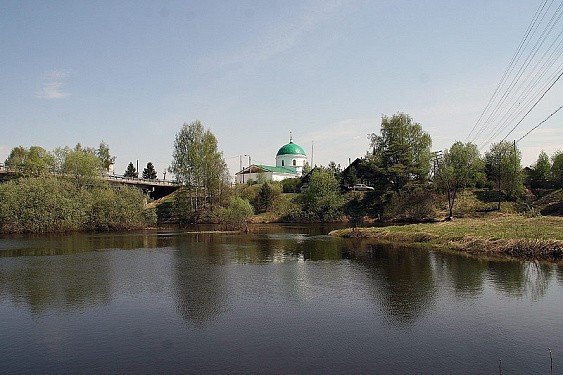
<box><xmin>501</xmin><ymin>69</ymin><xmax>563</xmax><ymax>141</ymax></box>
<box><xmin>483</xmin><ymin>4</ymin><xmax>563</xmax><ymax>141</ymax></box>
<box><xmin>466</xmin><ymin>0</ymin><xmax>551</xmax><ymax>143</ymax></box>
<box><xmin>468</xmin><ymin>0</ymin><xmax>563</xmax><ymax>150</ymax></box>
<box><xmin>516</xmin><ymin>103</ymin><xmax>563</xmax><ymax>143</ymax></box>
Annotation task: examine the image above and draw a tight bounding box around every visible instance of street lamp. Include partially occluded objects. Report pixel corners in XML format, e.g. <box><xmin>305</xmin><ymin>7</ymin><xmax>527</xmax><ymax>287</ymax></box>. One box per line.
<box><xmin>244</xmin><ymin>154</ymin><xmax>251</xmax><ymax>184</ymax></box>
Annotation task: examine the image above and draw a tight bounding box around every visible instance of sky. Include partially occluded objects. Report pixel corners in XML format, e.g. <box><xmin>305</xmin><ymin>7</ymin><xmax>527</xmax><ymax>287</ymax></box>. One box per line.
<box><xmin>2</xmin><ymin>0</ymin><xmax>563</xmax><ymax>180</ymax></box>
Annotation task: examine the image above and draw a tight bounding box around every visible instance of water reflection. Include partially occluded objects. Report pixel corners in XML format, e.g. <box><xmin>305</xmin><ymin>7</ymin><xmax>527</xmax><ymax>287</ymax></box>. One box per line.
<box><xmin>487</xmin><ymin>260</ymin><xmax>552</xmax><ymax>299</ymax></box>
<box><xmin>432</xmin><ymin>251</ymin><xmax>488</xmax><ymax>298</ymax></box>
<box><xmin>0</xmin><ymin>231</ymin><xmax>175</xmax><ymax>257</ymax></box>
<box><xmin>172</xmin><ymin>233</ymin><xmax>229</xmax><ymax>325</ymax></box>
<box><xmin>354</xmin><ymin>243</ymin><xmax>437</xmax><ymax>326</ymax></box>
<box><xmin>0</xmin><ymin>227</ymin><xmax>561</xmax><ymax>326</ymax></box>
<box><xmin>0</xmin><ymin>253</ymin><xmax>112</xmax><ymax>313</ymax></box>
<box><xmin>488</xmin><ymin>260</ymin><xmax>554</xmax><ymax>300</ymax></box>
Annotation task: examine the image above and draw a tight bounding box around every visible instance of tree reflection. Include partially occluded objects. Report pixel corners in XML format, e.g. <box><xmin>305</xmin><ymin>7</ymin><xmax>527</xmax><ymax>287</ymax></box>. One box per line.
<box><xmin>0</xmin><ymin>231</ymin><xmax>174</xmax><ymax>257</ymax></box>
<box><xmin>432</xmin><ymin>252</ymin><xmax>488</xmax><ymax>298</ymax></box>
<box><xmin>0</xmin><ymin>254</ymin><xmax>112</xmax><ymax>313</ymax></box>
<box><xmin>488</xmin><ymin>260</ymin><xmax>553</xmax><ymax>300</ymax></box>
<box><xmin>355</xmin><ymin>244</ymin><xmax>437</xmax><ymax>327</ymax></box>
<box><xmin>172</xmin><ymin>233</ymin><xmax>229</xmax><ymax>325</ymax></box>
<box><xmin>557</xmin><ymin>264</ymin><xmax>563</xmax><ymax>284</ymax></box>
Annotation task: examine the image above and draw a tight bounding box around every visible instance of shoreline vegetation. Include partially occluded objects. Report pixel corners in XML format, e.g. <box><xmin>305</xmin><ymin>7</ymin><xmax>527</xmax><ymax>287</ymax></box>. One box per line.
<box><xmin>329</xmin><ymin>214</ymin><xmax>563</xmax><ymax>262</ymax></box>
<box><xmin>3</xmin><ymin>118</ymin><xmax>563</xmax><ymax>263</ymax></box>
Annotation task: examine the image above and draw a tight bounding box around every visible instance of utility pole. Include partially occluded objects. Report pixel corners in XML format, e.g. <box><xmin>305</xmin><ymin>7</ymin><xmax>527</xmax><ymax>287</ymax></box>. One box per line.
<box><xmin>311</xmin><ymin>140</ymin><xmax>314</xmax><ymax>167</ymax></box>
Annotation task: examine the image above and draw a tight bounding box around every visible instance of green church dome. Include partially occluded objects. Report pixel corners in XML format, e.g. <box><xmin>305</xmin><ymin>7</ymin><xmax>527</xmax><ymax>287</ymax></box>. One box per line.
<box><xmin>276</xmin><ymin>141</ymin><xmax>306</xmax><ymax>156</ymax></box>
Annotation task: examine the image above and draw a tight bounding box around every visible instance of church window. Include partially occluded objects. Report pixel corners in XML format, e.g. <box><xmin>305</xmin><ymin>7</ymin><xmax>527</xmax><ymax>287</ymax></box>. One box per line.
<box><xmin>292</xmin><ymin>159</ymin><xmax>296</xmax><ymax>166</ymax></box>
<box><xmin>281</xmin><ymin>160</ymin><xmax>284</xmax><ymax>166</ymax></box>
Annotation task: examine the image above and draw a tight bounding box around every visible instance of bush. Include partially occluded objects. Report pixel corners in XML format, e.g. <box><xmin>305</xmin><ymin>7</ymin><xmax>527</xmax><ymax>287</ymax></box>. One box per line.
<box><xmin>300</xmin><ymin>169</ymin><xmax>344</xmax><ymax>221</ymax></box>
<box><xmin>282</xmin><ymin>177</ymin><xmax>302</xmax><ymax>193</ymax></box>
<box><xmin>254</xmin><ymin>181</ymin><xmax>281</xmax><ymax>213</ymax></box>
<box><xmin>222</xmin><ymin>197</ymin><xmax>253</xmax><ymax>231</ymax></box>
<box><xmin>384</xmin><ymin>188</ymin><xmax>438</xmax><ymax>222</ymax></box>
<box><xmin>0</xmin><ymin>177</ymin><xmax>155</xmax><ymax>233</ymax></box>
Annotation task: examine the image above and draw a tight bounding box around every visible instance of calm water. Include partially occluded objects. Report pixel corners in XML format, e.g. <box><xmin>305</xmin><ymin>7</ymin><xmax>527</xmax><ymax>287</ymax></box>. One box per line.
<box><xmin>0</xmin><ymin>224</ymin><xmax>562</xmax><ymax>374</ymax></box>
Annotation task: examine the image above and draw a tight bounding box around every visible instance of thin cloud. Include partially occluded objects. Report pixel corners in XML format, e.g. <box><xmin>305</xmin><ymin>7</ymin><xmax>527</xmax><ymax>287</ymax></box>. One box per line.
<box><xmin>36</xmin><ymin>70</ymin><xmax>70</xmax><ymax>99</ymax></box>
<box><xmin>220</xmin><ymin>0</ymin><xmax>347</xmax><ymax>67</ymax></box>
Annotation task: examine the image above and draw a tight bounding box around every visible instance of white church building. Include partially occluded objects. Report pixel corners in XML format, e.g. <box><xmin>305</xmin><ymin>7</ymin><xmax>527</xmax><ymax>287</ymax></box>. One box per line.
<box><xmin>235</xmin><ymin>137</ymin><xmax>308</xmax><ymax>184</ymax></box>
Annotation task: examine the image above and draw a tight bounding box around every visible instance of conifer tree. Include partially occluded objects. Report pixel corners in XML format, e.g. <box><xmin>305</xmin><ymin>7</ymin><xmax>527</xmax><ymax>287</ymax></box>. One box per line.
<box><xmin>142</xmin><ymin>162</ymin><xmax>157</xmax><ymax>179</ymax></box>
<box><xmin>124</xmin><ymin>162</ymin><xmax>138</xmax><ymax>178</ymax></box>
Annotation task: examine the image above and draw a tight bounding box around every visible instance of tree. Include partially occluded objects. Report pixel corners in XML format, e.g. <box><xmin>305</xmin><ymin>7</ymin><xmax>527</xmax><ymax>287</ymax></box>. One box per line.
<box><xmin>302</xmin><ymin>162</ymin><xmax>312</xmax><ymax>175</ymax></box>
<box><xmin>96</xmin><ymin>141</ymin><xmax>116</xmax><ymax>173</ymax></box>
<box><xmin>551</xmin><ymin>151</ymin><xmax>563</xmax><ymax>187</ymax></box>
<box><xmin>435</xmin><ymin>142</ymin><xmax>484</xmax><ymax>219</ymax></box>
<box><xmin>142</xmin><ymin>162</ymin><xmax>157</xmax><ymax>180</ymax></box>
<box><xmin>485</xmin><ymin>141</ymin><xmax>523</xmax><ymax>210</ymax></box>
<box><xmin>530</xmin><ymin>150</ymin><xmax>551</xmax><ymax>187</ymax></box>
<box><xmin>301</xmin><ymin>168</ymin><xmax>343</xmax><ymax>221</ymax></box>
<box><xmin>256</xmin><ymin>181</ymin><xmax>275</xmax><ymax>212</ymax></box>
<box><xmin>369</xmin><ymin>113</ymin><xmax>432</xmax><ymax>192</ymax></box>
<box><xmin>62</xmin><ymin>144</ymin><xmax>102</xmax><ymax>181</ymax></box>
<box><xmin>5</xmin><ymin>146</ymin><xmax>54</xmax><ymax>176</ymax></box>
<box><xmin>124</xmin><ymin>162</ymin><xmax>138</xmax><ymax>178</ymax></box>
<box><xmin>223</xmin><ymin>197</ymin><xmax>254</xmax><ymax>231</ymax></box>
<box><xmin>4</xmin><ymin>146</ymin><xmax>27</xmax><ymax>171</ymax></box>
<box><xmin>170</xmin><ymin>121</ymin><xmax>229</xmax><ymax>210</ymax></box>
<box><xmin>342</xmin><ymin>165</ymin><xmax>358</xmax><ymax>186</ymax></box>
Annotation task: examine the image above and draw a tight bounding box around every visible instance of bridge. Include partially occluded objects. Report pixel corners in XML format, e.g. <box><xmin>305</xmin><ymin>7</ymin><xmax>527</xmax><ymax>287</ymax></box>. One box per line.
<box><xmin>0</xmin><ymin>164</ymin><xmax>181</xmax><ymax>199</ymax></box>
<box><xmin>103</xmin><ymin>174</ymin><xmax>181</xmax><ymax>199</ymax></box>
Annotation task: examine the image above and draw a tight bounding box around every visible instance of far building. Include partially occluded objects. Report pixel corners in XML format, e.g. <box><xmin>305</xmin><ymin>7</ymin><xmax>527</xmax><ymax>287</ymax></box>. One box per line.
<box><xmin>235</xmin><ymin>136</ymin><xmax>308</xmax><ymax>184</ymax></box>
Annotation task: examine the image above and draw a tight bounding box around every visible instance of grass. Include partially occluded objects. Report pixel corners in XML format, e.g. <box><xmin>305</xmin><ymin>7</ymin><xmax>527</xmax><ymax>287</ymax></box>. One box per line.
<box><xmin>329</xmin><ymin>213</ymin><xmax>563</xmax><ymax>261</ymax></box>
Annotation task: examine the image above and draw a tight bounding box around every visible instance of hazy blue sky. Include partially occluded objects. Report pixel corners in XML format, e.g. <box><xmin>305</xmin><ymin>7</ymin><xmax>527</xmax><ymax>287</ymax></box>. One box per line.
<box><xmin>2</xmin><ymin>0</ymin><xmax>562</xmax><ymax>179</ymax></box>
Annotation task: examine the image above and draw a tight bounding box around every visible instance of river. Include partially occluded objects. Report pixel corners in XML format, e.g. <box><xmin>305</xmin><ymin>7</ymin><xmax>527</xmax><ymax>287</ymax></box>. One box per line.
<box><xmin>0</xmin><ymin>224</ymin><xmax>562</xmax><ymax>374</ymax></box>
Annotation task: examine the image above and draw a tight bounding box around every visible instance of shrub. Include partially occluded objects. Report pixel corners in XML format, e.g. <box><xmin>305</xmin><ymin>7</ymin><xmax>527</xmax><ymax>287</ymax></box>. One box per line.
<box><xmin>222</xmin><ymin>197</ymin><xmax>253</xmax><ymax>231</ymax></box>
<box><xmin>0</xmin><ymin>177</ymin><xmax>154</xmax><ymax>233</ymax></box>
<box><xmin>384</xmin><ymin>188</ymin><xmax>438</xmax><ymax>222</ymax></box>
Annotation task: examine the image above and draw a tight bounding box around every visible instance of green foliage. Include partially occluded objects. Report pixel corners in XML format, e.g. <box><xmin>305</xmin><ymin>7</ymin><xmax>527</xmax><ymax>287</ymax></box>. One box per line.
<box><xmin>343</xmin><ymin>193</ymin><xmax>366</xmax><ymax>227</ymax></box>
<box><xmin>96</xmin><ymin>141</ymin><xmax>116</xmax><ymax>173</ymax></box>
<box><xmin>173</xmin><ymin>187</ymin><xmax>197</xmax><ymax>225</ymax></box>
<box><xmin>342</xmin><ymin>165</ymin><xmax>358</xmax><ymax>186</ymax></box>
<box><xmin>124</xmin><ymin>162</ymin><xmax>138</xmax><ymax>178</ymax></box>
<box><xmin>170</xmin><ymin>121</ymin><xmax>229</xmax><ymax>209</ymax></box>
<box><xmin>222</xmin><ymin>197</ymin><xmax>254</xmax><ymax>230</ymax></box>
<box><xmin>4</xmin><ymin>146</ymin><xmax>26</xmax><ymax>170</ymax></box>
<box><xmin>369</xmin><ymin>113</ymin><xmax>432</xmax><ymax>191</ymax></box>
<box><xmin>384</xmin><ymin>187</ymin><xmax>438</xmax><ymax>222</ymax></box>
<box><xmin>485</xmin><ymin>141</ymin><xmax>523</xmax><ymax>209</ymax></box>
<box><xmin>255</xmin><ymin>181</ymin><xmax>279</xmax><ymax>213</ymax></box>
<box><xmin>435</xmin><ymin>142</ymin><xmax>484</xmax><ymax>218</ymax></box>
<box><xmin>5</xmin><ymin>146</ymin><xmax>54</xmax><ymax>176</ymax></box>
<box><xmin>0</xmin><ymin>177</ymin><xmax>154</xmax><ymax>233</ymax></box>
<box><xmin>142</xmin><ymin>162</ymin><xmax>158</xmax><ymax>179</ymax></box>
<box><xmin>302</xmin><ymin>162</ymin><xmax>312</xmax><ymax>175</ymax></box>
<box><xmin>531</xmin><ymin>150</ymin><xmax>551</xmax><ymax>181</ymax></box>
<box><xmin>300</xmin><ymin>168</ymin><xmax>344</xmax><ymax>221</ymax></box>
<box><xmin>282</xmin><ymin>177</ymin><xmax>302</xmax><ymax>193</ymax></box>
<box><xmin>551</xmin><ymin>151</ymin><xmax>563</xmax><ymax>187</ymax></box>
<box><xmin>87</xmin><ymin>185</ymin><xmax>152</xmax><ymax>231</ymax></box>
<box><xmin>62</xmin><ymin>145</ymin><xmax>103</xmax><ymax>182</ymax></box>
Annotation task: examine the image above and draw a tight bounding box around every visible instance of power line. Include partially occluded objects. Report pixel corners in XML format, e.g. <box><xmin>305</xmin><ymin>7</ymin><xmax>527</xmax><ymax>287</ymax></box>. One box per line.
<box><xmin>516</xmin><ymin>103</ymin><xmax>563</xmax><ymax>143</ymax></box>
<box><xmin>501</xmin><ymin>68</ymin><xmax>563</xmax><ymax>141</ymax></box>
<box><xmin>466</xmin><ymin>0</ymin><xmax>550</xmax><ymax>142</ymax></box>
<box><xmin>482</xmin><ymin>1</ymin><xmax>563</xmax><ymax>143</ymax></box>
<box><xmin>469</xmin><ymin>0</ymin><xmax>563</xmax><ymax>150</ymax></box>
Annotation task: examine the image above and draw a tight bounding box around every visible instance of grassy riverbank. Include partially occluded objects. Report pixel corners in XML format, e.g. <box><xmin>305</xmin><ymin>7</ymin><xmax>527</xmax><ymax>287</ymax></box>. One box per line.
<box><xmin>329</xmin><ymin>213</ymin><xmax>563</xmax><ymax>261</ymax></box>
